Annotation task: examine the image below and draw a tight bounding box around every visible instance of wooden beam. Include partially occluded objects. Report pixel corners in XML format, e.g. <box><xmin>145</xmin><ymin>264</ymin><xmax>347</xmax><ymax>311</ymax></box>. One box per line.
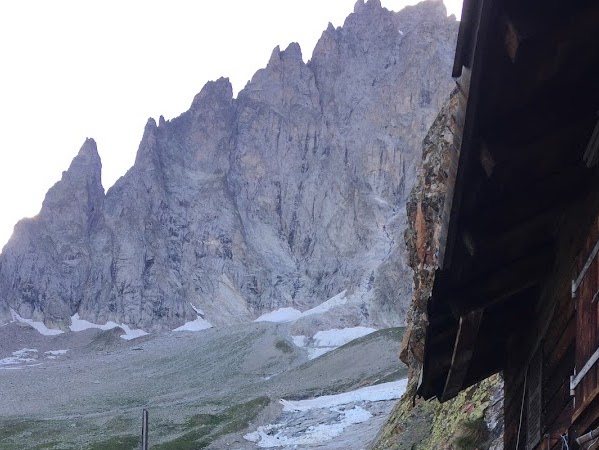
<box><xmin>482</xmin><ymin>118</ymin><xmax>594</xmax><ymax>187</ymax></box>
<box><xmin>479</xmin><ymin>143</ymin><xmax>496</xmax><ymax>178</ymax></box>
<box><xmin>503</xmin><ymin>20</ymin><xmax>521</xmax><ymax>63</ymax></box>
<box><xmin>470</xmin><ymin>165</ymin><xmax>590</xmax><ymax>234</ymax></box>
<box><xmin>461</xmin><ymin>230</ymin><xmax>476</xmax><ymax>257</ymax></box>
<box><xmin>441</xmin><ymin>309</ymin><xmax>483</xmax><ymax>401</ymax></box>
<box><xmin>492</xmin><ymin>1</ymin><xmax>599</xmax><ymax>120</ymax></box>
<box><xmin>449</xmin><ymin>245</ymin><xmax>554</xmax><ymax>315</ymax></box>
<box><xmin>504</xmin><ymin>0</ymin><xmax>599</xmax><ymax>68</ymax></box>
<box><xmin>465</xmin><ymin>207</ymin><xmax>562</xmax><ymax>267</ymax></box>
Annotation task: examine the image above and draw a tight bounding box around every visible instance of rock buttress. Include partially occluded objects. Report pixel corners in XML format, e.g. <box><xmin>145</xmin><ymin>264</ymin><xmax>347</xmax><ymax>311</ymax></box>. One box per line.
<box><xmin>371</xmin><ymin>90</ymin><xmax>504</xmax><ymax>450</ymax></box>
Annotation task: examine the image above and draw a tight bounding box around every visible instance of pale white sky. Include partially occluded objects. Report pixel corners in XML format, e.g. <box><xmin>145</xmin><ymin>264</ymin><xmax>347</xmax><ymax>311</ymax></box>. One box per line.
<box><xmin>0</xmin><ymin>0</ymin><xmax>462</xmax><ymax>249</ymax></box>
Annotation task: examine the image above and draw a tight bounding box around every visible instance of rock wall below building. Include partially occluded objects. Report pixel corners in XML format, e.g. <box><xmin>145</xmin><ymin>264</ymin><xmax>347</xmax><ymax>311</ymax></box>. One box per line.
<box><xmin>371</xmin><ymin>90</ymin><xmax>504</xmax><ymax>450</ymax></box>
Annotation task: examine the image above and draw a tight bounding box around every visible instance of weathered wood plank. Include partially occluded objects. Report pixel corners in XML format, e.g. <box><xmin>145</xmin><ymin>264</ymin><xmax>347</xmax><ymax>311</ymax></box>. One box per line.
<box><xmin>543</xmin><ymin>342</ymin><xmax>574</xmax><ymax>411</ymax></box>
<box><xmin>572</xmin><ymin>386</ymin><xmax>599</xmax><ymax>433</ymax></box>
<box><xmin>527</xmin><ymin>349</ymin><xmax>543</xmax><ymax>448</ymax></box>
<box><xmin>573</xmin><ymin>384</ymin><xmax>599</xmax><ymax>423</ymax></box>
<box><xmin>543</xmin><ymin>378</ymin><xmax>571</xmax><ymax>433</ymax></box>
<box><xmin>543</xmin><ymin>398</ymin><xmax>572</xmax><ymax>441</ymax></box>
<box><xmin>440</xmin><ymin>310</ymin><xmax>483</xmax><ymax>401</ymax></box>
<box><xmin>544</xmin><ymin>318</ymin><xmax>575</xmax><ymax>379</ymax></box>
<box><xmin>574</xmin><ymin>236</ymin><xmax>599</xmax><ymax>420</ymax></box>
<box><xmin>543</xmin><ymin>292</ymin><xmax>574</xmax><ymax>356</ymax></box>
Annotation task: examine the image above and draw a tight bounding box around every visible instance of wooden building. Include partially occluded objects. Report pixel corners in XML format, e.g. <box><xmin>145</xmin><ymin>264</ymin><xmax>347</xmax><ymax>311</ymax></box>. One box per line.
<box><xmin>415</xmin><ymin>0</ymin><xmax>599</xmax><ymax>448</ymax></box>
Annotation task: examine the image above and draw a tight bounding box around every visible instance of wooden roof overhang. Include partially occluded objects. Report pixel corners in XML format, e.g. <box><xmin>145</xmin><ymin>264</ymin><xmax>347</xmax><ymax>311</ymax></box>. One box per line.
<box><xmin>417</xmin><ymin>0</ymin><xmax>599</xmax><ymax>401</ymax></box>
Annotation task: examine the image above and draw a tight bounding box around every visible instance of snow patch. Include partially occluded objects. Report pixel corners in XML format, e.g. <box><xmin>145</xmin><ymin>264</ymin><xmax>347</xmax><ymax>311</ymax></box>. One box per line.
<box><xmin>291</xmin><ymin>335</ymin><xmax>307</xmax><ymax>348</ymax></box>
<box><xmin>254</xmin><ymin>291</ymin><xmax>347</xmax><ymax>324</ymax></box>
<box><xmin>189</xmin><ymin>303</ymin><xmax>205</xmax><ymax>316</ymax></box>
<box><xmin>281</xmin><ymin>379</ymin><xmax>408</xmax><ymax>412</ymax></box>
<box><xmin>11</xmin><ymin>310</ymin><xmax>63</xmax><ymax>336</ymax></box>
<box><xmin>44</xmin><ymin>350</ymin><xmax>68</xmax><ymax>359</ymax></box>
<box><xmin>255</xmin><ymin>307</ymin><xmax>303</xmax><ymax>323</ymax></box>
<box><xmin>294</xmin><ymin>326</ymin><xmax>377</xmax><ymax>359</ymax></box>
<box><xmin>374</xmin><ymin>195</ymin><xmax>391</xmax><ymax>205</ymax></box>
<box><xmin>115</xmin><ymin>324</ymin><xmax>149</xmax><ymax>340</ymax></box>
<box><xmin>173</xmin><ymin>316</ymin><xmax>212</xmax><ymax>332</ymax></box>
<box><xmin>244</xmin><ymin>379</ymin><xmax>408</xmax><ymax>448</ymax></box>
<box><xmin>301</xmin><ymin>290</ymin><xmax>347</xmax><ymax>317</ymax></box>
<box><xmin>0</xmin><ymin>348</ymin><xmax>38</xmax><ymax>368</ymax></box>
<box><xmin>312</xmin><ymin>326</ymin><xmax>376</xmax><ymax>348</ymax></box>
<box><xmin>13</xmin><ymin>348</ymin><xmax>38</xmax><ymax>357</ymax></box>
<box><xmin>69</xmin><ymin>314</ymin><xmax>115</xmax><ymax>332</ymax></box>
<box><xmin>245</xmin><ymin>406</ymin><xmax>372</xmax><ymax>447</ymax></box>
<box><xmin>69</xmin><ymin>314</ymin><xmax>148</xmax><ymax>340</ymax></box>
<box><xmin>307</xmin><ymin>347</ymin><xmax>330</xmax><ymax>359</ymax></box>
<box><xmin>173</xmin><ymin>304</ymin><xmax>213</xmax><ymax>332</ymax></box>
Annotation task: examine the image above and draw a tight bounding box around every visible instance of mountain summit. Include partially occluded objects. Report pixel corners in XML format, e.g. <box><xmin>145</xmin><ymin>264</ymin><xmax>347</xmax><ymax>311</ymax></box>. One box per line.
<box><xmin>0</xmin><ymin>1</ymin><xmax>457</xmax><ymax>332</ymax></box>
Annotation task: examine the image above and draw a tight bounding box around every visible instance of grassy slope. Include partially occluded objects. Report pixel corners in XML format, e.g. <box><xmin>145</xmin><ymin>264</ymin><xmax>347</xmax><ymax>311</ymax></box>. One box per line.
<box><xmin>372</xmin><ymin>374</ymin><xmax>502</xmax><ymax>450</ymax></box>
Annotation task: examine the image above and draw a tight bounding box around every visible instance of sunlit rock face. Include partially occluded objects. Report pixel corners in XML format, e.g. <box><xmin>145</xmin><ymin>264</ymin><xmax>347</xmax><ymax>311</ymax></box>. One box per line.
<box><xmin>0</xmin><ymin>139</ymin><xmax>106</xmax><ymax>329</ymax></box>
<box><xmin>0</xmin><ymin>0</ymin><xmax>457</xmax><ymax>331</ymax></box>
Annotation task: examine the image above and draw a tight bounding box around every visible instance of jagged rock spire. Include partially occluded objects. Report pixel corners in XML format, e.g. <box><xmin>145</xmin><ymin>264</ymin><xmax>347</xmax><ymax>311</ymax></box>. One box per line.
<box><xmin>41</xmin><ymin>138</ymin><xmax>104</xmax><ymax>214</ymax></box>
<box><xmin>0</xmin><ymin>2</ymin><xmax>458</xmax><ymax>332</ymax></box>
<box><xmin>354</xmin><ymin>0</ymin><xmax>382</xmax><ymax>13</ymax></box>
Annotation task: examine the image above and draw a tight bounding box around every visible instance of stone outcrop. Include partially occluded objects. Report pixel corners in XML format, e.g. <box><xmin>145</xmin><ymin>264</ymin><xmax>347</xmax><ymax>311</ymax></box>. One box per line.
<box><xmin>0</xmin><ymin>0</ymin><xmax>457</xmax><ymax>331</ymax></box>
<box><xmin>372</xmin><ymin>90</ymin><xmax>504</xmax><ymax>450</ymax></box>
<box><xmin>0</xmin><ymin>139</ymin><xmax>106</xmax><ymax>329</ymax></box>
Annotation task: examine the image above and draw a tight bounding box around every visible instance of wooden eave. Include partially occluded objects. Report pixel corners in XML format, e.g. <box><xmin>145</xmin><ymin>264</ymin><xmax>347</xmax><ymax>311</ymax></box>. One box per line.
<box><xmin>417</xmin><ymin>0</ymin><xmax>599</xmax><ymax>401</ymax></box>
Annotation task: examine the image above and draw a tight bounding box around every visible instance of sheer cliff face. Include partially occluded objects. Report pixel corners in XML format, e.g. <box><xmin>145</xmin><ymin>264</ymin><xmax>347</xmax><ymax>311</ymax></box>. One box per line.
<box><xmin>0</xmin><ymin>0</ymin><xmax>457</xmax><ymax>331</ymax></box>
<box><xmin>373</xmin><ymin>91</ymin><xmax>504</xmax><ymax>450</ymax></box>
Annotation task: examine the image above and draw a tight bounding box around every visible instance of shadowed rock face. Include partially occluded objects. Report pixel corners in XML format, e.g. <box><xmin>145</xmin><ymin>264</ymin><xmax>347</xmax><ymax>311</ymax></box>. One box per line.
<box><xmin>0</xmin><ymin>0</ymin><xmax>457</xmax><ymax>331</ymax></box>
<box><xmin>372</xmin><ymin>90</ymin><xmax>504</xmax><ymax>450</ymax></box>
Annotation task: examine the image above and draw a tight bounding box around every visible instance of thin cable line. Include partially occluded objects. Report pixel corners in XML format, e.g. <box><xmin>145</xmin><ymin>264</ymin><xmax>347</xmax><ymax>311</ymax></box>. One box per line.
<box><xmin>515</xmin><ymin>368</ymin><xmax>528</xmax><ymax>449</ymax></box>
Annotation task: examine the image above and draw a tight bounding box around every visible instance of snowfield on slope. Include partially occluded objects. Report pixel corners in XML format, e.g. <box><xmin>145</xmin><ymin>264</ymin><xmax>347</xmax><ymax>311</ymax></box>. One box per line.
<box><xmin>254</xmin><ymin>291</ymin><xmax>348</xmax><ymax>323</ymax></box>
<box><xmin>69</xmin><ymin>313</ymin><xmax>149</xmax><ymax>340</ymax></box>
<box><xmin>244</xmin><ymin>379</ymin><xmax>408</xmax><ymax>448</ymax></box>
<box><xmin>0</xmin><ymin>348</ymin><xmax>38</xmax><ymax>369</ymax></box>
<box><xmin>254</xmin><ymin>291</ymin><xmax>377</xmax><ymax>359</ymax></box>
<box><xmin>292</xmin><ymin>326</ymin><xmax>377</xmax><ymax>359</ymax></box>
<box><xmin>11</xmin><ymin>310</ymin><xmax>63</xmax><ymax>336</ymax></box>
<box><xmin>174</xmin><ymin>303</ymin><xmax>214</xmax><ymax>331</ymax></box>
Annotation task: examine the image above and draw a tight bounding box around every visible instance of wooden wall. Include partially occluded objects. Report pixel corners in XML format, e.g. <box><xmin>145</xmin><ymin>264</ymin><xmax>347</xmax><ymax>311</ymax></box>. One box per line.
<box><xmin>571</xmin><ymin>216</ymin><xmax>599</xmax><ymax>440</ymax></box>
<box><xmin>504</xmin><ymin>214</ymin><xmax>599</xmax><ymax>449</ymax></box>
<box><xmin>503</xmin><ymin>278</ymin><xmax>574</xmax><ymax>450</ymax></box>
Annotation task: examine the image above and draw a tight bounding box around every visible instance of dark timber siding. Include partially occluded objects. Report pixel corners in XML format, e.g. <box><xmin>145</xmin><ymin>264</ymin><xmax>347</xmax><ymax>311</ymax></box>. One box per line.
<box><xmin>572</xmin><ymin>216</ymin><xmax>599</xmax><ymax>436</ymax></box>
<box><xmin>504</xmin><ymin>280</ymin><xmax>574</xmax><ymax>450</ymax></box>
<box><xmin>504</xmin><ymin>214</ymin><xmax>599</xmax><ymax>449</ymax></box>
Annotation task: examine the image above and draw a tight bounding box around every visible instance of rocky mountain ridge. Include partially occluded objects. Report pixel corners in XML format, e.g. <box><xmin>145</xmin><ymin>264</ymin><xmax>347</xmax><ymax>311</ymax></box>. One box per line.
<box><xmin>0</xmin><ymin>0</ymin><xmax>457</xmax><ymax>331</ymax></box>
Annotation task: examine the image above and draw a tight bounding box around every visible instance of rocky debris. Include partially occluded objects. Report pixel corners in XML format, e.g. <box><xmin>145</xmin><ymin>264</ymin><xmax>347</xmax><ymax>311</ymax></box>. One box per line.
<box><xmin>0</xmin><ymin>0</ymin><xmax>457</xmax><ymax>331</ymax></box>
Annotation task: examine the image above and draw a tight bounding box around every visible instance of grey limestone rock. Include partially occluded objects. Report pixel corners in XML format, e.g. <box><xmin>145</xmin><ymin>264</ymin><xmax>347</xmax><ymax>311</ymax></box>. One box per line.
<box><xmin>0</xmin><ymin>139</ymin><xmax>105</xmax><ymax>328</ymax></box>
<box><xmin>0</xmin><ymin>0</ymin><xmax>457</xmax><ymax>331</ymax></box>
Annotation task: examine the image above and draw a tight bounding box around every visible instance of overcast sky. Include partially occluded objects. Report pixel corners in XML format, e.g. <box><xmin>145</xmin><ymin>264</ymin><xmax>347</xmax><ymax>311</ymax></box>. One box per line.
<box><xmin>0</xmin><ymin>0</ymin><xmax>462</xmax><ymax>249</ymax></box>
